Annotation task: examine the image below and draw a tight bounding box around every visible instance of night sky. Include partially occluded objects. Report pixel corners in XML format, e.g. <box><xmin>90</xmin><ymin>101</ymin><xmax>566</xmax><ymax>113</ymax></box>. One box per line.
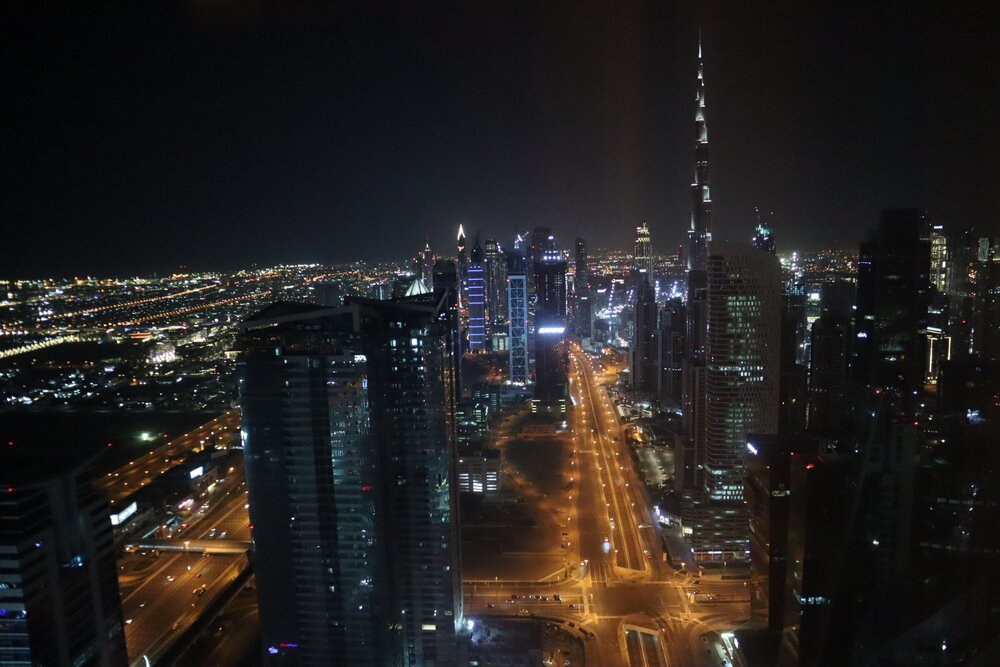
<box><xmin>4</xmin><ymin>1</ymin><xmax>999</xmax><ymax>277</ymax></box>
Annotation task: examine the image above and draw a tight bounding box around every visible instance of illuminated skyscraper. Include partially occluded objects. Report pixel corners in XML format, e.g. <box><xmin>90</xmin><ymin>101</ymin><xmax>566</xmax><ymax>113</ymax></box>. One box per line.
<box><xmin>634</xmin><ymin>222</ymin><xmax>653</xmax><ymax>278</ymax></box>
<box><xmin>507</xmin><ymin>254</ymin><xmax>528</xmax><ymax>385</ymax></box>
<box><xmin>418</xmin><ymin>240</ymin><xmax>435</xmax><ymax>291</ymax></box>
<box><xmin>239</xmin><ymin>293</ymin><xmax>463</xmax><ymax>666</ymax></box>
<box><xmin>680</xmin><ymin>38</ymin><xmax>712</xmax><ymax>493</ymax></box>
<box><xmin>688</xmin><ymin>38</ymin><xmax>712</xmax><ymax>273</ymax></box>
<box><xmin>751</xmin><ymin>206</ymin><xmax>775</xmax><ymax>254</ymax></box>
<box><xmin>684</xmin><ymin>243</ymin><xmax>782</xmax><ymax>561</ymax></box>
<box><xmin>532</xmin><ymin>248</ymin><xmax>567</xmax><ymax>414</ymax></box>
<box><xmin>703</xmin><ymin>243</ymin><xmax>782</xmax><ymax>503</ymax></box>
<box><xmin>574</xmin><ymin>237</ymin><xmax>589</xmax><ymax>290</ymax></box>
<box><xmin>484</xmin><ymin>238</ymin><xmax>507</xmax><ymax>332</ymax></box>
<box><xmin>456</xmin><ymin>224</ymin><xmax>467</xmax><ymax>311</ymax></box>
<box><xmin>466</xmin><ymin>236</ymin><xmax>486</xmax><ymax>351</ymax></box>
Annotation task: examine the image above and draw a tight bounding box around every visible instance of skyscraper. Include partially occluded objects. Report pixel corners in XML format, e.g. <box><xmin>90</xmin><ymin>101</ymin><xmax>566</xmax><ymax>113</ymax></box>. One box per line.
<box><xmin>630</xmin><ymin>278</ymin><xmax>658</xmax><ymax>393</ymax></box>
<box><xmin>852</xmin><ymin>209</ymin><xmax>932</xmax><ymax>392</ymax></box>
<box><xmin>574</xmin><ymin>237</ymin><xmax>589</xmax><ymax>290</ymax></box>
<box><xmin>751</xmin><ymin>206</ymin><xmax>775</xmax><ymax>254</ymax></box>
<box><xmin>634</xmin><ymin>222</ymin><xmax>653</xmax><ymax>279</ymax></box>
<box><xmin>418</xmin><ymin>241</ymin><xmax>435</xmax><ymax>291</ymax></box>
<box><xmin>484</xmin><ymin>238</ymin><xmax>507</xmax><ymax>333</ymax></box>
<box><xmin>680</xmin><ymin>38</ymin><xmax>713</xmax><ymax>493</ymax></box>
<box><xmin>703</xmin><ymin>243</ymin><xmax>781</xmax><ymax>503</ymax></box>
<box><xmin>0</xmin><ymin>445</ymin><xmax>128</xmax><ymax>667</ymax></box>
<box><xmin>238</xmin><ymin>293</ymin><xmax>463</xmax><ymax>666</ymax></box>
<box><xmin>573</xmin><ymin>238</ymin><xmax>592</xmax><ymax>338</ymax></box>
<box><xmin>655</xmin><ymin>298</ymin><xmax>686</xmax><ymax>404</ymax></box>
<box><xmin>456</xmin><ymin>224</ymin><xmax>468</xmax><ymax>311</ymax></box>
<box><xmin>466</xmin><ymin>236</ymin><xmax>486</xmax><ymax>352</ymax></box>
<box><xmin>684</xmin><ymin>243</ymin><xmax>781</xmax><ymax>562</ymax></box>
<box><xmin>532</xmin><ymin>249</ymin><xmax>567</xmax><ymax>414</ymax></box>
<box><xmin>688</xmin><ymin>38</ymin><xmax>712</xmax><ymax>273</ymax></box>
<box><xmin>506</xmin><ymin>253</ymin><xmax>528</xmax><ymax>385</ymax></box>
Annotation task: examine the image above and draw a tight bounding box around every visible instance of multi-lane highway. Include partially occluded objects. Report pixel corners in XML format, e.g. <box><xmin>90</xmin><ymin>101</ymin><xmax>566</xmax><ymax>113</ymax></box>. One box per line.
<box><xmin>119</xmin><ymin>476</ymin><xmax>250</xmax><ymax>665</ymax></box>
<box><xmin>100</xmin><ymin>411</ymin><xmax>250</xmax><ymax>666</ymax></box>
<box><xmin>96</xmin><ymin>409</ymin><xmax>241</xmax><ymax>503</ymax></box>
<box><xmin>465</xmin><ymin>342</ymin><xmax>753</xmax><ymax>666</ymax></box>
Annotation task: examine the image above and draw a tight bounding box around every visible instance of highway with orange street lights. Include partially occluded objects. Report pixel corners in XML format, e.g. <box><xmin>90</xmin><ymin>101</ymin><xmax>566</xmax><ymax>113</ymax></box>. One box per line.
<box><xmin>463</xmin><ymin>342</ymin><xmax>756</xmax><ymax>666</ymax></box>
<box><xmin>95</xmin><ymin>409</ymin><xmax>241</xmax><ymax>504</ymax></box>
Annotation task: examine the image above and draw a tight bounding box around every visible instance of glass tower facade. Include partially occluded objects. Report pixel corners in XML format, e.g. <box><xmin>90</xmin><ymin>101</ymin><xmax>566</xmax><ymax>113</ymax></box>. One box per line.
<box><xmin>239</xmin><ymin>293</ymin><xmax>462</xmax><ymax>666</ymax></box>
<box><xmin>507</xmin><ymin>258</ymin><xmax>528</xmax><ymax>385</ymax></box>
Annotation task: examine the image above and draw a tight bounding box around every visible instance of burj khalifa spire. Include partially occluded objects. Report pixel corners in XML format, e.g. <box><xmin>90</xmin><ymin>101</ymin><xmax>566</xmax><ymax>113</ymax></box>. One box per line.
<box><xmin>688</xmin><ymin>37</ymin><xmax>712</xmax><ymax>271</ymax></box>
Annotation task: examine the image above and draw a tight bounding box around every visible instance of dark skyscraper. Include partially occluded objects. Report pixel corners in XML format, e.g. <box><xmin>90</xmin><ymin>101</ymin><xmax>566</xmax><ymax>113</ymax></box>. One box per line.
<box><xmin>655</xmin><ymin>298</ymin><xmax>686</xmax><ymax>404</ymax></box>
<box><xmin>239</xmin><ymin>293</ymin><xmax>463</xmax><ymax>666</ymax></box>
<box><xmin>630</xmin><ymin>278</ymin><xmax>658</xmax><ymax>393</ymax></box>
<box><xmin>573</xmin><ymin>237</ymin><xmax>593</xmax><ymax>338</ymax></box>
<box><xmin>852</xmin><ymin>209</ymin><xmax>932</xmax><ymax>392</ymax></box>
<box><xmin>0</xmin><ymin>446</ymin><xmax>128</xmax><ymax>667</ymax></box>
<box><xmin>973</xmin><ymin>236</ymin><xmax>1000</xmax><ymax>362</ymax></box>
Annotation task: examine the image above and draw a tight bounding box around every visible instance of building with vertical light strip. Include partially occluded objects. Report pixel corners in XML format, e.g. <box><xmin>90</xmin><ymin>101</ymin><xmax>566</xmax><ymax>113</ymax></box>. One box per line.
<box><xmin>532</xmin><ymin>248</ymin><xmax>568</xmax><ymax>415</ymax></box>
<box><xmin>507</xmin><ymin>255</ymin><xmax>528</xmax><ymax>385</ymax></box>
<box><xmin>466</xmin><ymin>237</ymin><xmax>486</xmax><ymax>352</ymax></box>
<box><xmin>634</xmin><ymin>222</ymin><xmax>653</xmax><ymax>279</ymax></box>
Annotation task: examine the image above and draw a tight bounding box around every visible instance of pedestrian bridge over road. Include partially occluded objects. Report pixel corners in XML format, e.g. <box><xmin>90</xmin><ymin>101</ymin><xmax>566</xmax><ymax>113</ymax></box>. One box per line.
<box><xmin>124</xmin><ymin>539</ymin><xmax>251</xmax><ymax>555</ymax></box>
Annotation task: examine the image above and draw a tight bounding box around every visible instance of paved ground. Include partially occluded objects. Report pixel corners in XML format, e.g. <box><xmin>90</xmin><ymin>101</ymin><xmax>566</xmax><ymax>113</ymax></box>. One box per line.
<box><xmin>461</xmin><ymin>436</ymin><xmax>572</xmax><ymax>581</ymax></box>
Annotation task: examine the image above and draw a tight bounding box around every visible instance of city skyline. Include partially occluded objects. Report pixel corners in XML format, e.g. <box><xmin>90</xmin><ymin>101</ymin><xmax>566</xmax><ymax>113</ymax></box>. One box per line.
<box><xmin>5</xmin><ymin>2</ymin><xmax>1000</xmax><ymax>277</ymax></box>
<box><xmin>3</xmin><ymin>4</ymin><xmax>1000</xmax><ymax>666</ymax></box>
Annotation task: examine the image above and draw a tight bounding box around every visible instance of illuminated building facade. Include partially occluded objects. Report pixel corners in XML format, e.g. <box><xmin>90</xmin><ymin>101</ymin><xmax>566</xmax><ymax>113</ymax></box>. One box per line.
<box><xmin>466</xmin><ymin>237</ymin><xmax>486</xmax><ymax>352</ymax></box>
<box><xmin>532</xmin><ymin>249</ymin><xmax>567</xmax><ymax>414</ymax></box>
<box><xmin>484</xmin><ymin>238</ymin><xmax>507</xmax><ymax>334</ymax></box>
<box><xmin>680</xmin><ymin>39</ymin><xmax>712</xmax><ymax>494</ymax></box>
<box><xmin>239</xmin><ymin>293</ymin><xmax>462</xmax><ymax>666</ymax></box>
<box><xmin>634</xmin><ymin>222</ymin><xmax>653</xmax><ymax>279</ymax></box>
<box><xmin>0</xmin><ymin>448</ymin><xmax>128</xmax><ymax>667</ymax></box>
<box><xmin>685</xmin><ymin>243</ymin><xmax>781</xmax><ymax>561</ymax></box>
<box><xmin>507</xmin><ymin>255</ymin><xmax>528</xmax><ymax>385</ymax></box>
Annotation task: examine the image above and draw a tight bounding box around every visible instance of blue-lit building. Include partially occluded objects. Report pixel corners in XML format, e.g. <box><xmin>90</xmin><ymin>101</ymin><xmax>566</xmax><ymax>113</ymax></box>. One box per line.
<box><xmin>466</xmin><ymin>237</ymin><xmax>487</xmax><ymax>352</ymax></box>
<box><xmin>507</xmin><ymin>254</ymin><xmax>528</xmax><ymax>385</ymax></box>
